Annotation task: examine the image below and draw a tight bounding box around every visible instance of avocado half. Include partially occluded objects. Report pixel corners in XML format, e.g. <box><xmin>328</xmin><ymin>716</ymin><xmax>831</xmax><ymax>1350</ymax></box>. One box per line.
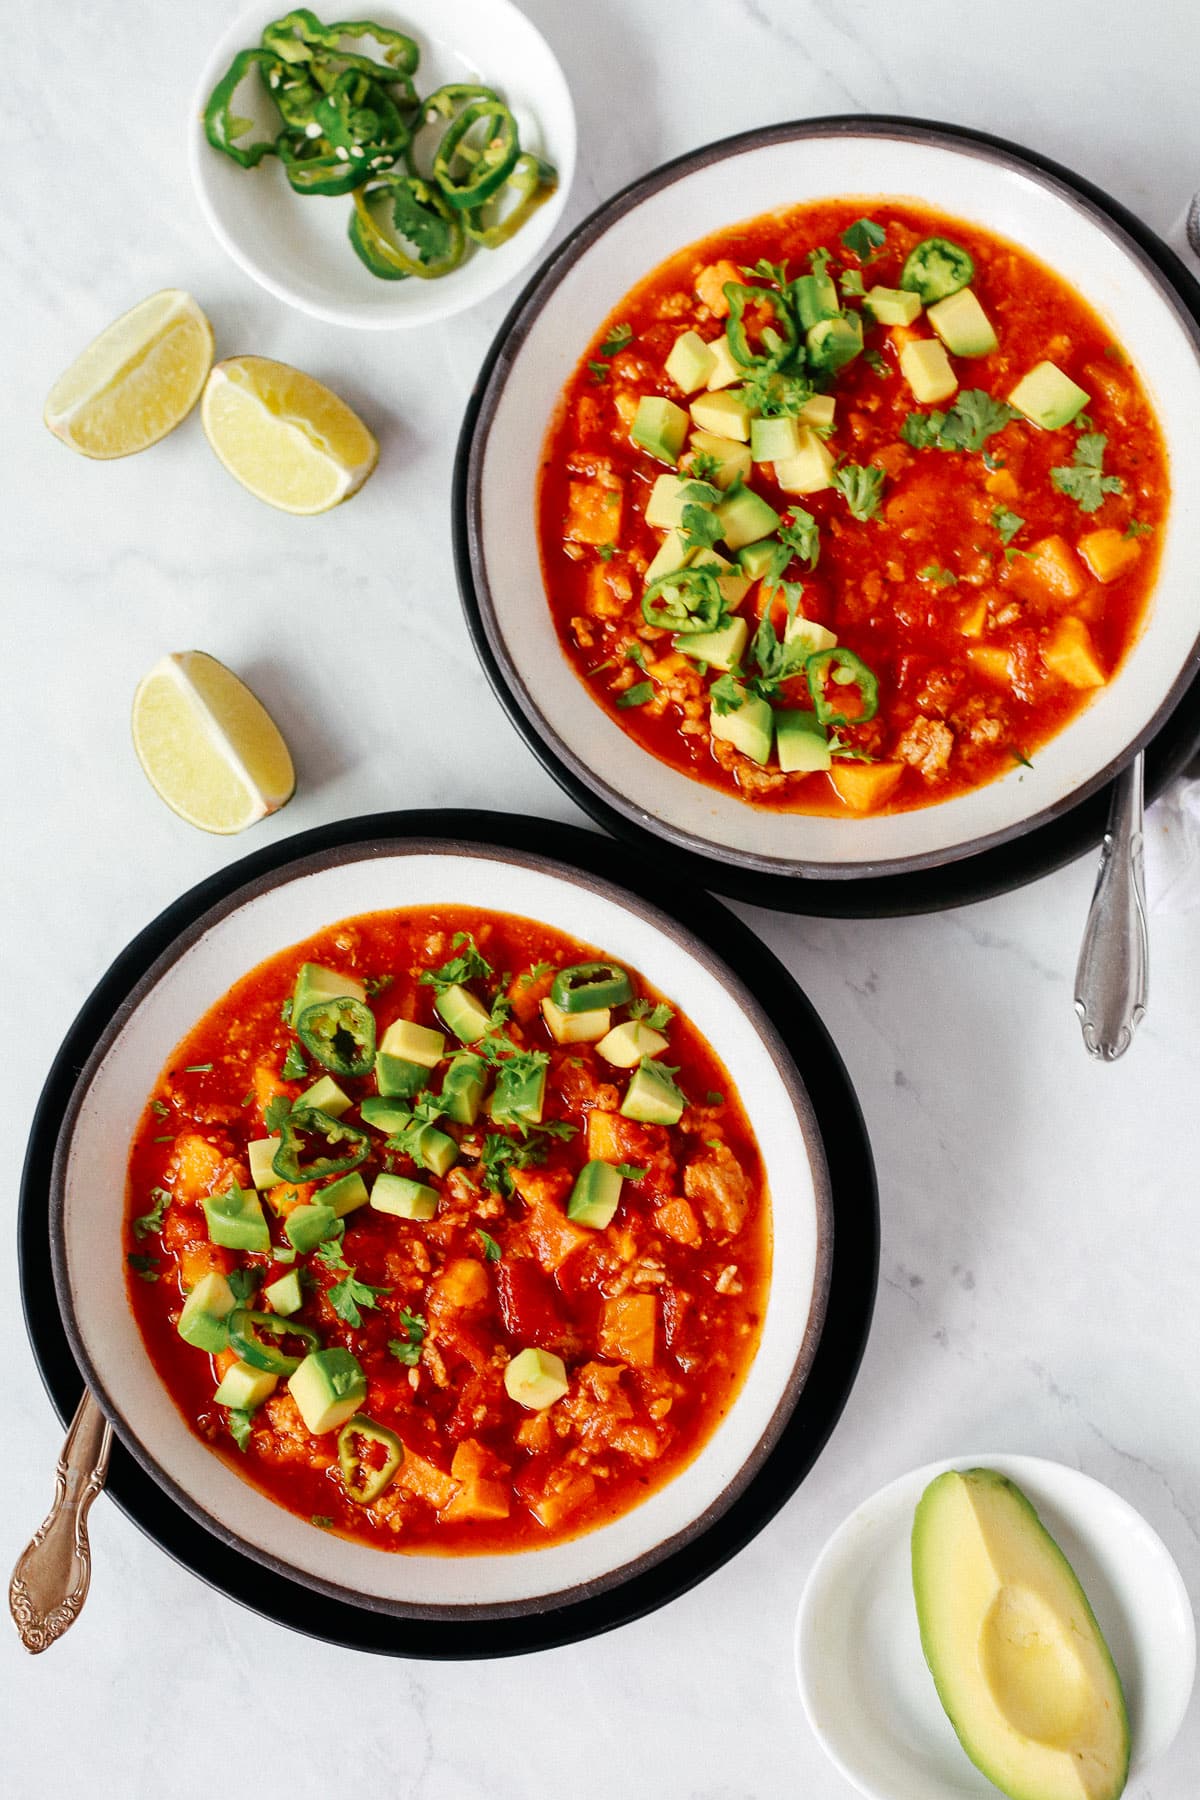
<box><xmin>912</xmin><ymin>1469</ymin><xmax>1130</xmax><ymax>1800</ymax></box>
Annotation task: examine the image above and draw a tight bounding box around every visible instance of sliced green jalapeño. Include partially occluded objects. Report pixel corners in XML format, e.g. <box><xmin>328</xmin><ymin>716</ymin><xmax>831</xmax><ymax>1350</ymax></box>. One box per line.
<box><xmin>272</xmin><ymin>1106</ymin><xmax>370</xmax><ymax>1182</ymax></box>
<box><xmin>641</xmin><ymin>565</ymin><xmax>724</xmax><ymax>634</ymax></box>
<box><xmin>337</xmin><ymin>1413</ymin><xmax>404</xmax><ymax>1503</ymax></box>
<box><xmin>722</xmin><ymin>282</ymin><xmax>797</xmax><ymax>369</ymax></box>
<box><xmin>431</xmin><ymin>97</ymin><xmax>520</xmax><ymax>210</ymax></box>
<box><xmin>550</xmin><ymin>962</ymin><xmax>633</xmax><ymax>1014</ymax></box>
<box><xmin>297</xmin><ymin>995</ymin><xmax>377</xmax><ymax>1078</ymax></box>
<box><xmin>204</xmin><ymin>48</ymin><xmax>281</xmax><ymax>168</ymax></box>
<box><xmin>806</xmin><ymin>647</ymin><xmax>880</xmax><ymax>729</ymax></box>
<box><xmin>227</xmin><ymin>1307</ymin><xmax>321</xmax><ymax>1376</ymax></box>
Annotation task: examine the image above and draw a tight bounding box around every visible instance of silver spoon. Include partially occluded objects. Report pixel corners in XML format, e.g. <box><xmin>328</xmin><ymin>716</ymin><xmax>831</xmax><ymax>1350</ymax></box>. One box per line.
<box><xmin>1074</xmin><ymin>751</ymin><xmax>1149</xmax><ymax>1059</ymax></box>
<box><xmin>9</xmin><ymin>1391</ymin><xmax>111</xmax><ymax>1652</ymax></box>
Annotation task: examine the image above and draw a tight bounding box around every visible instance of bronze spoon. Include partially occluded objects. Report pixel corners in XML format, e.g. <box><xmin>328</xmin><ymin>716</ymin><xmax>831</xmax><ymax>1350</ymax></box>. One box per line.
<box><xmin>9</xmin><ymin>1391</ymin><xmax>111</xmax><ymax>1652</ymax></box>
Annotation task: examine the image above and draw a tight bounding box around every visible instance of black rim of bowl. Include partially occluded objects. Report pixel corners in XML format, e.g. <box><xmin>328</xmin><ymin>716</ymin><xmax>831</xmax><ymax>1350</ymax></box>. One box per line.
<box><xmin>453</xmin><ymin>113</ymin><xmax>1200</xmax><ymax>916</ymax></box>
<box><xmin>20</xmin><ymin>809</ymin><xmax>879</xmax><ymax>1658</ymax></box>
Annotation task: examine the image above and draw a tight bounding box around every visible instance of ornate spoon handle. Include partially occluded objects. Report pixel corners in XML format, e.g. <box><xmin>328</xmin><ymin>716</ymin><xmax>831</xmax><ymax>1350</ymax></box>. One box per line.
<box><xmin>9</xmin><ymin>1391</ymin><xmax>112</xmax><ymax>1653</ymax></box>
<box><xmin>1074</xmin><ymin>751</ymin><xmax>1149</xmax><ymax>1060</ymax></box>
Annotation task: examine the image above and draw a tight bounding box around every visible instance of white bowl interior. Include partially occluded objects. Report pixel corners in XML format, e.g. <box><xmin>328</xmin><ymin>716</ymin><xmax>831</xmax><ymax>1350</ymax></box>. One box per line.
<box><xmin>189</xmin><ymin>0</ymin><xmax>575</xmax><ymax>329</ymax></box>
<box><xmin>472</xmin><ymin>129</ymin><xmax>1200</xmax><ymax>872</ymax></box>
<box><xmin>59</xmin><ymin>849</ymin><xmax>824</xmax><ymax>1611</ymax></box>
<box><xmin>794</xmin><ymin>1453</ymin><xmax>1196</xmax><ymax>1799</ymax></box>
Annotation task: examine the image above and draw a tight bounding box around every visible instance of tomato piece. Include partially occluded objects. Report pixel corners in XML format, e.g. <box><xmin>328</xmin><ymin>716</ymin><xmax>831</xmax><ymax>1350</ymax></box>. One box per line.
<box><xmin>496</xmin><ymin>1259</ymin><xmax>567</xmax><ymax>1346</ymax></box>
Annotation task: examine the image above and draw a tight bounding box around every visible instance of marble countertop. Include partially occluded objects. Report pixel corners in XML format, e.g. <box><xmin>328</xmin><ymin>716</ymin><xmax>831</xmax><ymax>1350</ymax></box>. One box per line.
<box><xmin>4</xmin><ymin>1</ymin><xmax>1199</xmax><ymax>1793</ymax></box>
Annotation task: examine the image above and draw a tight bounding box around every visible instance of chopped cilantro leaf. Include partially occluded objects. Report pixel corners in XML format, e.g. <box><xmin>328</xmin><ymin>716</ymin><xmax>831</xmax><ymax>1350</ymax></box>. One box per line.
<box><xmin>706</xmin><ymin>1090</ymin><xmax>725</xmax><ymax>1105</ymax></box>
<box><xmin>629</xmin><ymin>999</ymin><xmax>673</xmax><ymax>1029</ymax></box>
<box><xmin>681</xmin><ymin>502</ymin><xmax>723</xmax><ymax>554</ymax></box>
<box><xmin>127</xmin><ymin>1253</ymin><xmax>159</xmax><ymax>1282</ymax></box>
<box><xmin>832</xmin><ymin>463</ymin><xmax>885</xmax><ymax>522</ymax></box>
<box><xmin>599</xmin><ymin>322</ymin><xmax>632</xmax><ymax>357</ymax></box>
<box><xmin>615</xmin><ymin>1163</ymin><xmax>648</xmax><ymax>1181</ymax></box>
<box><xmin>481</xmin><ymin>1130</ymin><xmax>546</xmax><ymax>1196</ymax></box>
<box><xmin>228</xmin><ymin>1267</ymin><xmax>261</xmax><ymax>1304</ymax></box>
<box><xmin>280</xmin><ymin>996</ymin><xmax>293</xmax><ymax>1025</ymax></box>
<box><xmin>617</xmin><ymin>682</ymin><xmax>654</xmax><ymax>709</ymax></box>
<box><xmin>519</xmin><ymin>962</ymin><xmax>554</xmax><ymax>987</ymax></box>
<box><xmin>281</xmin><ymin>1042</ymin><xmax>307</xmax><ymax>1081</ymax></box>
<box><xmin>228</xmin><ymin>1409</ymin><xmax>254</xmax><ymax>1452</ymax></box>
<box><xmin>364</xmin><ymin>975</ymin><xmax>394</xmax><ymax>998</ymax></box>
<box><xmin>626</xmin><ymin>643</ymin><xmax>647</xmax><ymax>668</ymax></box>
<box><xmin>1124</xmin><ymin>519</ymin><xmax>1154</xmax><ymax>539</ymax></box>
<box><xmin>807</xmin><ymin>246</ymin><xmax>832</xmax><ymax>275</ymax></box>
<box><xmin>264</xmin><ymin>1094</ymin><xmax>292</xmax><ymax>1135</ymax></box>
<box><xmin>901</xmin><ymin>410</ymin><xmax>946</xmax><ymax>450</ymax></box>
<box><xmin>839</xmin><ymin>269</ymin><xmax>866</xmax><ymax>298</ymax></box>
<box><xmin>688</xmin><ymin>450</ymin><xmax>722</xmax><ymax>483</ymax></box>
<box><xmin>476</xmin><ymin>1230</ymin><xmax>502</xmax><ymax>1262</ymax></box>
<box><xmin>903</xmin><ymin>391</ymin><xmax>1013</xmax><ymax>455</ymax></box>
<box><xmin>741</xmin><ymin>256</ymin><xmax>790</xmax><ymax>287</ymax></box>
<box><xmin>388</xmin><ymin>1308</ymin><xmax>427</xmax><ymax>1365</ymax></box>
<box><xmin>597</xmin><ymin>542</ymin><xmax>617</xmax><ymax>561</ymax></box>
<box><xmin>1012</xmin><ymin>748</ymin><xmax>1034</xmax><ymax>769</ymax></box>
<box><xmin>587</xmin><ymin>360</ymin><xmax>609</xmax><ymax>383</ymax></box>
<box><xmin>311</xmin><ymin>1514</ymin><xmax>334</xmax><ymax>1528</ymax></box>
<box><xmin>185</xmin><ymin>1064</ymin><xmax>213</xmax><ymax>1074</ymax></box>
<box><xmin>709</xmin><ymin>672</ymin><xmax>745</xmax><ymax>715</ymax></box>
<box><xmin>863</xmin><ymin>347</ymin><xmax>887</xmax><ymax>375</ymax></box>
<box><xmin>420</xmin><ymin>932</ymin><xmax>493</xmax><ymax>994</ymax></box>
<box><xmin>990</xmin><ymin>505</ymin><xmax>1024</xmax><ymax>546</ymax></box>
<box><xmin>329</xmin><ymin>1268</ymin><xmax>391</xmax><ymax>1329</ymax></box>
<box><xmin>133</xmin><ymin>1188</ymin><xmax>171</xmax><ymax>1240</ymax></box>
<box><xmin>1050</xmin><ymin>432</ymin><xmax>1123</xmax><ymax>514</ymax></box>
<box><xmin>150</xmin><ymin>1098</ymin><xmax>170</xmax><ymax>1121</ymax></box>
<box><xmin>314</xmin><ymin>1236</ymin><xmax>350</xmax><ymax>1272</ymax></box>
<box><xmin>841</xmin><ymin>218</ymin><xmax>886</xmax><ymax>261</ymax></box>
<box><xmin>918</xmin><ymin>563</ymin><xmax>958</xmax><ymax>587</ymax></box>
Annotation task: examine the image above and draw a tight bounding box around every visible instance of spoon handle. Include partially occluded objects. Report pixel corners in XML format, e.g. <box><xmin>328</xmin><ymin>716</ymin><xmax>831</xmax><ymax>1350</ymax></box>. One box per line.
<box><xmin>9</xmin><ymin>1391</ymin><xmax>112</xmax><ymax>1653</ymax></box>
<box><xmin>1074</xmin><ymin>752</ymin><xmax>1149</xmax><ymax>1060</ymax></box>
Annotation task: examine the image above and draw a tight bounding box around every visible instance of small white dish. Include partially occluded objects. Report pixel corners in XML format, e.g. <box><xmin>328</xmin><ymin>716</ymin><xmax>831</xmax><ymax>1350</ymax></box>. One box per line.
<box><xmin>794</xmin><ymin>1453</ymin><xmax>1195</xmax><ymax>1800</ymax></box>
<box><xmin>188</xmin><ymin>0</ymin><xmax>575</xmax><ymax>329</ymax></box>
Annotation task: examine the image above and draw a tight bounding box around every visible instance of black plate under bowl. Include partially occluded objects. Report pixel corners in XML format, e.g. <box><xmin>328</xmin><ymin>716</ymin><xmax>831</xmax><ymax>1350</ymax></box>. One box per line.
<box><xmin>453</xmin><ymin>115</ymin><xmax>1200</xmax><ymax>918</ymax></box>
<box><xmin>19</xmin><ymin>811</ymin><xmax>878</xmax><ymax>1658</ymax></box>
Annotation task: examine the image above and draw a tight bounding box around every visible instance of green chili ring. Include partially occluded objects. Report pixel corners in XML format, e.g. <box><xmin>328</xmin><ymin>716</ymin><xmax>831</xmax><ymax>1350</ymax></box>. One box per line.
<box><xmin>722</xmin><ymin>282</ymin><xmax>798</xmax><ymax>369</ymax></box>
<box><xmin>261</xmin><ymin>9</ymin><xmax>419</xmax><ymax>77</ymax></box>
<box><xmin>464</xmin><ymin>154</ymin><xmax>558</xmax><ymax>248</ymax></box>
<box><xmin>550</xmin><ymin>962</ymin><xmax>633</xmax><ymax>1014</ymax></box>
<box><xmin>338</xmin><ymin>1413</ymin><xmax>404</xmax><ymax>1503</ymax></box>
<box><xmin>641</xmin><ymin>566</ymin><xmax>724</xmax><ymax>635</ymax></box>
<box><xmin>432</xmin><ymin>98</ymin><xmax>520</xmax><ymax>210</ymax></box>
<box><xmin>312</xmin><ymin>67</ymin><xmax>407</xmax><ymax>160</ymax></box>
<box><xmin>227</xmin><ymin>1308</ymin><xmax>321</xmax><ymax>1376</ymax></box>
<box><xmin>273</xmin><ymin>1106</ymin><xmax>371</xmax><ymax>1182</ymax></box>
<box><xmin>349</xmin><ymin>176</ymin><xmax>465</xmax><ymax>279</ymax></box>
<box><xmin>297</xmin><ymin>996</ymin><xmax>377</xmax><ymax>1078</ymax></box>
<box><xmin>421</xmin><ymin>82</ymin><xmax>502</xmax><ymax>122</ymax></box>
<box><xmin>805</xmin><ymin>647</ymin><xmax>880</xmax><ymax>729</ymax></box>
<box><xmin>205</xmin><ymin>48</ymin><xmax>283</xmax><ymax>168</ymax></box>
<box><xmin>276</xmin><ymin>131</ymin><xmax>368</xmax><ymax>196</ymax></box>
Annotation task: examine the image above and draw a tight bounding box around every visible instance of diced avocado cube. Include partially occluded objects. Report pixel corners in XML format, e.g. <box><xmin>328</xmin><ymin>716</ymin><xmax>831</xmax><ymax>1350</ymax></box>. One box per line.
<box><xmin>380</xmin><ymin>1018</ymin><xmax>446</xmax><ymax>1068</ymax></box>
<box><xmin>1008</xmin><ymin>360</ymin><xmax>1090</xmax><ymax>430</ymax></box>
<box><xmin>595</xmin><ymin>1019</ymin><xmax>669</xmax><ymax>1068</ymax></box>
<box><xmin>704</xmin><ymin>335</ymin><xmax>742</xmax><ymax>391</ymax></box>
<box><xmin>784</xmin><ymin>612</ymin><xmax>838</xmax><ymax>655</ymax></box>
<box><xmin>370</xmin><ymin>1171</ymin><xmax>439</xmax><ymax>1220</ymax></box>
<box><xmin>491</xmin><ymin>1063</ymin><xmax>546</xmax><ymax>1128</ymax></box>
<box><xmin>694</xmin><ymin>548</ymin><xmax>751</xmax><ymax>607</ymax></box>
<box><xmin>621</xmin><ymin>1058</ymin><xmax>686</xmax><ymax>1126</ymax></box>
<box><xmin>689</xmin><ymin>390</ymin><xmax>751</xmax><ymax>442</ymax></box>
<box><xmin>644</xmin><ymin>473</ymin><xmax>691</xmax><ymax>530</ymax></box>
<box><xmin>360</xmin><ymin>1095</ymin><xmax>414</xmax><ymax>1134</ymax></box>
<box><xmin>287</xmin><ymin>1348</ymin><xmax>367</xmax><ymax>1435</ymax></box>
<box><xmin>807</xmin><ymin>314</ymin><xmax>863</xmax><ymax>373</ymax></box>
<box><xmin>631</xmin><ymin>395</ymin><xmax>689</xmax><ymax>466</ymax></box>
<box><xmin>318</xmin><ymin>1171</ymin><xmax>369</xmax><ymax>1218</ymax></box>
<box><xmin>775</xmin><ymin>709</ymin><xmax>833</xmax><ymax>772</ymax></box>
<box><xmin>710</xmin><ymin>687</ymin><xmax>773</xmax><ymax>765</ymax></box>
<box><xmin>645</xmin><ymin>528</ymin><xmax>697</xmax><ymax>584</ymax></box>
<box><xmin>202</xmin><ymin>1184</ymin><xmax>270</xmax><ymax>1255</ymax></box>
<box><xmin>441</xmin><ymin>1052</ymin><xmax>488</xmax><ymax>1125</ymax></box>
<box><xmin>800</xmin><ymin>393</ymin><xmax>837</xmax><ymax>429</ymax></box>
<box><xmin>407</xmin><ymin>1121</ymin><xmax>459</xmax><ymax>1178</ymax></box>
<box><xmin>541</xmin><ymin>997</ymin><xmax>611</xmax><ymax>1044</ymax></box>
<box><xmin>291</xmin><ymin>962</ymin><xmax>365</xmax><ymax>1025</ymax></box>
<box><xmin>688</xmin><ymin>431</ymin><xmax>751</xmax><ymax>488</ymax></box>
<box><xmin>284</xmin><ymin>1201</ymin><xmax>339</xmax><ymax>1253</ymax></box>
<box><xmin>504</xmin><ymin>1347</ymin><xmax>569</xmax><ymax>1411</ymax></box>
<box><xmin>178</xmin><ymin>1271</ymin><xmax>236</xmax><ymax>1353</ymax></box>
<box><xmin>864</xmin><ymin>285</ymin><xmax>923</xmax><ymax>326</ymax></box>
<box><xmin>774</xmin><ymin>429</ymin><xmax>835</xmax><ymax>495</ymax></box>
<box><xmin>794</xmin><ymin>270</ymin><xmax>841</xmax><ymax>329</ymax></box>
<box><xmin>715</xmin><ymin>486</ymin><xmax>781</xmax><ymax>551</ymax></box>
<box><xmin>750</xmin><ymin>415</ymin><xmax>803</xmax><ymax>464</ymax></box>
<box><xmin>435</xmin><ymin>982</ymin><xmax>492</xmax><ymax>1045</ymax></box>
<box><xmin>675</xmin><ymin>615</ymin><xmax>748</xmax><ymax>672</ymax></box>
<box><xmin>375</xmin><ymin>1052</ymin><xmax>428</xmax><ymax>1099</ymax></box>
<box><xmin>665</xmin><ymin>330</ymin><xmax>717</xmax><ymax>394</ymax></box>
<box><xmin>739</xmin><ymin>537</ymin><xmax>780</xmax><ymax>581</ymax></box>
<box><xmin>566</xmin><ymin>1161</ymin><xmax>624</xmax><ymax>1229</ymax></box>
<box><xmin>927</xmin><ymin>288</ymin><xmax>997</xmax><ymax>358</ymax></box>
<box><xmin>248</xmin><ymin>1136</ymin><xmax>282</xmax><ymax>1190</ymax></box>
<box><xmin>263</xmin><ymin>1268</ymin><xmax>303</xmax><ymax>1317</ymax></box>
<box><xmin>900</xmin><ymin>338</ymin><xmax>958</xmax><ymax>404</ymax></box>
<box><xmin>213</xmin><ymin>1360</ymin><xmax>277</xmax><ymax>1411</ymax></box>
<box><xmin>297</xmin><ymin>1074</ymin><xmax>351</xmax><ymax>1119</ymax></box>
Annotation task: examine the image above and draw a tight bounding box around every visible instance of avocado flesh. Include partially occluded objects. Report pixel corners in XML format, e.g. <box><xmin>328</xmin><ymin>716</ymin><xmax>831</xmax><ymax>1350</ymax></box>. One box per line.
<box><xmin>912</xmin><ymin>1469</ymin><xmax>1129</xmax><ymax>1800</ymax></box>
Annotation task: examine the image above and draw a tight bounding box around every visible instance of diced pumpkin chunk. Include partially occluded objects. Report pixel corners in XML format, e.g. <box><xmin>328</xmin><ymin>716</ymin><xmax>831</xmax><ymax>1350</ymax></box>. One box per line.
<box><xmin>654</xmin><ymin>1199</ymin><xmax>701</xmax><ymax>1246</ymax></box>
<box><xmin>600</xmin><ymin>1295</ymin><xmax>657</xmax><ymax>1366</ymax></box>
<box><xmin>967</xmin><ymin>646</ymin><xmax>1013</xmax><ymax>684</ymax></box>
<box><xmin>174</xmin><ymin>1133</ymin><xmax>228</xmax><ymax>1200</ymax></box>
<box><xmin>440</xmin><ymin>1478</ymin><xmax>510</xmax><ymax>1522</ymax></box>
<box><xmin>398</xmin><ymin>1451</ymin><xmax>458</xmax><ymax>1510</ymax></box>
<box><xmin>695</xmin><ymin>260</ymin><xmax>742</xmax><ymax>317</ymax></box>
<box><xmin>956</xmin><ymin>595</ymin><xmax>988</xmax><ymax>638</ymax></box>
<box><xmin>984</xmin><ymin>467</ymin><xmax>1020</xmax><ymax>503</ymax></box>
<box><xmin>178</xmin><ymin>1240</ymin><xmax>232</xmax><ymax>1289</ymax></box>
<box><xmin>435</xmin><ymin>1257</ymin><xmax>489</xmax><ymax>1311</ymax></box>
<box><xmin>1042</xmin><ymin>616</ymin><xmax>1106</xmax><ymax>688</ymax></box>
<box><xmin>1024</xmin><ymin>534</ymin><xmax>1083</xmax><ymax>601</ymax></box>
<box><xmin>565</xmin><ymin>478</ymin><xmax>622</xmax><ymax>545</ymax></box>
<box><xmin>1078</xmin><ymin>528</ymin><xmax>1142</xmax><ymax>584</ymax></box>
<box><xmin>528</xmin><ymin>1466</ymin><xmax>597</xmax><ymax>1530</ymax></box>
<box><xmin>829</xmin><ymin>762</ymin><xmax>904</xmax><ymax>812</ymax></box>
